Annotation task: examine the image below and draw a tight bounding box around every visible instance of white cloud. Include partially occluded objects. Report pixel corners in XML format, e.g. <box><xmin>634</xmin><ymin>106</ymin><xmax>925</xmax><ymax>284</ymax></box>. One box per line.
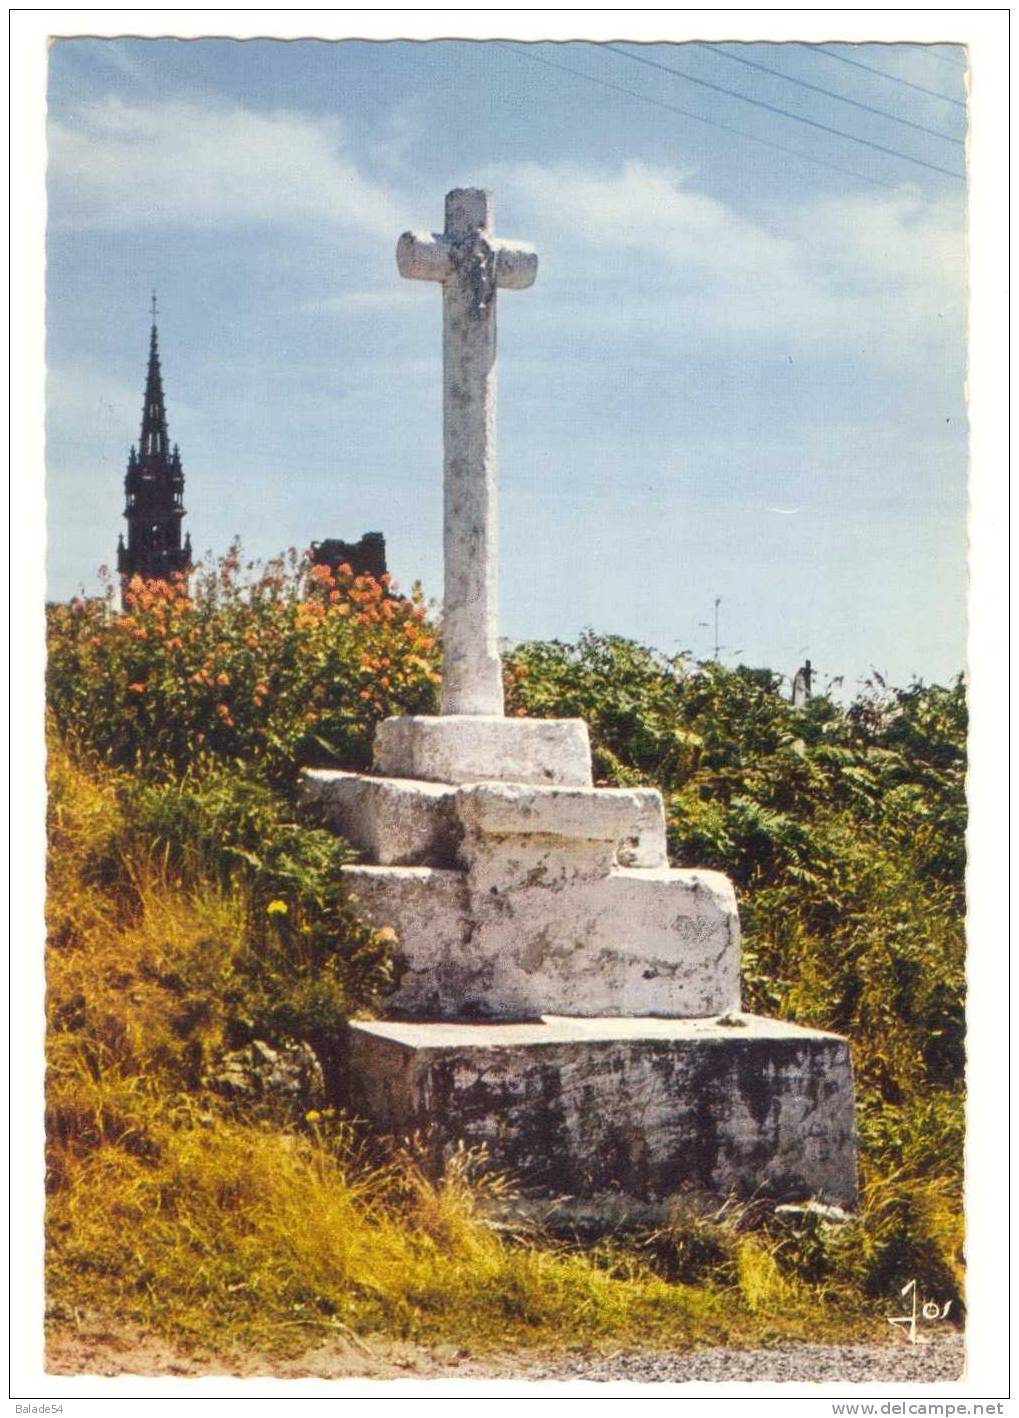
<box><xmin>47</xmin><ymin>96</ymin><xmax>965</xmax><ymax>369</ymax></box>
<box><xmin>48</xmin><ymin>96</ymin><xmax>409</xmax><ymax>236</ymax></box>
<box><xmin>491</xmin><ymin>159</ymin><xmax>966</xmax><ymax>364</ymax></box>
<box><xmin>498</xmin><ymin>159</ymin><xmax>795</xmax><ymax>285</ymax></box>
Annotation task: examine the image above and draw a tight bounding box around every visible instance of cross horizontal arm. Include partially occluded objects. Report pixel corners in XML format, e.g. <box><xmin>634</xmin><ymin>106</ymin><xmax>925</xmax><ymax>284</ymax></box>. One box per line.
<box><xmin>397</xmin><ymin>230</ymin><xmax>453</xmax><ymax>283</ymax></box>
<box><xmin>397</xmin><ymin>230</ymin><xmax>538</xmax><ymax>290</ymax></box>
<box><xmin>493</xmin><ymin>241</ymin><xmax>538</xmax><ymax>291</ymax></box>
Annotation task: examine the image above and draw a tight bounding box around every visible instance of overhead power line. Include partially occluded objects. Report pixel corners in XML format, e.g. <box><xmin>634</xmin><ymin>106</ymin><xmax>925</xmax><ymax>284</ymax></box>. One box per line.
<box><xmin>697</xmin><ymin>41</ymin><xmax>963</xmax><ymax>146</ymax></box>
<box><xmin>602</xmin><ymin>43</ymin><xmax>966</xmax><ymax>182</ymax></box>
<box><xmin>925</xmin><ymin>47</ymin><xmax>968</xmax><ymax>71</ymax></box>
<box><xmin>804</xmin><ymin>44</ymin><xmax>967</xmax><ymax>109</ymax></box>
<box><xmin>497</xmin><ymin>43</ymin><xmax>959</xmax><ymax>211</ymax></box>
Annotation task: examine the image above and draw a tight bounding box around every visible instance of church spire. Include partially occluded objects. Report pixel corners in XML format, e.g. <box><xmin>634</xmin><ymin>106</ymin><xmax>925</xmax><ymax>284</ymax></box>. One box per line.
<box><xmin>117</xmin><ymin>294</ymin><xmax>191</xmax><ymax>583</ymax></box>
<box><xmin>140</xmin><ymin>292</ymin><xmax>169</xmax><ymax>459</ymax></box>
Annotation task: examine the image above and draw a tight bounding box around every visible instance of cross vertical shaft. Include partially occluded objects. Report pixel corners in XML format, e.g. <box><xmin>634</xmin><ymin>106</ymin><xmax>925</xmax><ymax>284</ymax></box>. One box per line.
<box><xmin>442</xmin><ymin>189</ymin><xmax>501</xmax><ymax>714</ymax></box>
<box><xmin>397</xmin><ymin>189</ymin><xmax>537</xmax><ymax>716</ymax></box>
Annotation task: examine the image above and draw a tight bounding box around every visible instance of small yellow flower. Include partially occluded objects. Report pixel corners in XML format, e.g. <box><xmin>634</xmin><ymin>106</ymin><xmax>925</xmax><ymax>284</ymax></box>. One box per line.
<box><xmin>266</xmin><ymin>899</ymin><xmax>288</xmax><ymax>916</ymax></box>
<box><xmin>305</xmin><ymin>1110</ymin><xmax>321</xmax><ymax>1123</ymax></box>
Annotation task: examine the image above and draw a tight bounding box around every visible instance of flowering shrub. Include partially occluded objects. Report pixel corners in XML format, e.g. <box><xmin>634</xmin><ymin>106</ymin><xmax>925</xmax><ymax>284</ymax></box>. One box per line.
<box><xmin>47</xmin><ymin>546</ymin><xmax>441</xmax><ymax>782</ymax></box>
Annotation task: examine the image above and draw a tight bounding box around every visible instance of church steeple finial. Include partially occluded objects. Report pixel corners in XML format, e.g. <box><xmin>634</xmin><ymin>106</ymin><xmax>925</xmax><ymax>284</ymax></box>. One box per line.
<box><xmin>140</xmin><ymin>294</ymin><xmax>168</xmax><ymax>458</ymax></box>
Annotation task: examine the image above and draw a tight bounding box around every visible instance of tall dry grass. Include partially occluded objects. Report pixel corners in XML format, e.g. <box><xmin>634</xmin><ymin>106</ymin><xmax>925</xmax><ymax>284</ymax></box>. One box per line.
<box><xmin>46</xmin><ymin>740</ymin><xmax>882</xmax><ymax>1360</ymax></box>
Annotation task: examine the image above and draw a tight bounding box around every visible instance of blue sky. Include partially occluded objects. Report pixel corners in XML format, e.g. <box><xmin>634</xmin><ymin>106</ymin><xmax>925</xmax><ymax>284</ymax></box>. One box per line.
<box><xmin>45</xmin><ymin>37</ymin><xmax>968</xmax><ymax>690</ymax></box>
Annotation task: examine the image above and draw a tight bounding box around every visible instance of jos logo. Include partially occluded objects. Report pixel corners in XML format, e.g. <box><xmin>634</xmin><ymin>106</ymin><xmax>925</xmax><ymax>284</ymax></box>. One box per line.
<box><xmin>887</xmin><ymin>1278</ymin><xmax>953</xmax><ymax>1344</ymax></box>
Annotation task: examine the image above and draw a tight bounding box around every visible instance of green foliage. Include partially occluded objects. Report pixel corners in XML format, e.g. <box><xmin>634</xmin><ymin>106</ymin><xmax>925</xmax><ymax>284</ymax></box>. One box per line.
<box><xmin>46</xmin><ymin>546</ymin><xmax>440</xmax><ymax>783</ymax></box>
<box><xmin>46</xmin><ymin>742</ymin><xmax>397</xmax><ymax>1098</ymax></box>
<box><xmin>46</xmin><ymin>547</ymin><xmax>440</xmax><ymax>1052</ymax></box>
<box><xmin>46</xmin><ymin>743</ymin><xmax>879</xmax><ymax>1359</ymax></box>
<box><xmin>507</xmin><ymin>635</ymin><xmax>966</xmax><ymax>1307</ymax></box>
<box><xmin>47</xmin><ymin>578</ymin><xmax>966</xmax><ymax>1355</ymax></box>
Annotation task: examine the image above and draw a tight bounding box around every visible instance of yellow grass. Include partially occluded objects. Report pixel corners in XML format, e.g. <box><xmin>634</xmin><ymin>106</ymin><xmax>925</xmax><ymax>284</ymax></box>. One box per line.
<box><xmin>45</xmin><ymin>740</ymin><xmax>888</xmax><ymax>1363</ymax></box>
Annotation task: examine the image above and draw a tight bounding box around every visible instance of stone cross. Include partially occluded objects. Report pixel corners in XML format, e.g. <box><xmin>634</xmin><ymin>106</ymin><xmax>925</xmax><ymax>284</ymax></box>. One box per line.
<box><xmin>397</xmin><ymin>189</ymin><xmax>538</xmax><ymax>717</ymax></box>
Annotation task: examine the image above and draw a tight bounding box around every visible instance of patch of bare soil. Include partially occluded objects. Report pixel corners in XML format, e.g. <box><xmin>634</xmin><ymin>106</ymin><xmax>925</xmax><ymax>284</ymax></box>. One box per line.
<box><xmin>46</xmin><ymin>1323</ymin><xmax>965</xmax><ymax>1385</ymax></box>
<box><xmin>45</xmin><ymin>1324</ymin><xmax>463</xmax><ymax>1380</ymax></box>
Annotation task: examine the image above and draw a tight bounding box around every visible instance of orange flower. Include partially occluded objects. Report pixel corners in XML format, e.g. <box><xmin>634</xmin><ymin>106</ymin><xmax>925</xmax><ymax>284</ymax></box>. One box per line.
<box><xmin>338</xmin><ymin>562</ymin><xmax>353</xmax><ymax>577</ymax></box>
<box><xmin>128</xmin><ymin>682</ymin><xmax>146</xmax><ymax>694</ymax></box>
<box><xmin>255</xmin><ymin>683</ymin><xmax>269</xmax><ymax>696</ymax></box>
<box><xmin>216</xmin><ymin>671</ymin><xmax>230</xmax><ymax>686</ymax></box>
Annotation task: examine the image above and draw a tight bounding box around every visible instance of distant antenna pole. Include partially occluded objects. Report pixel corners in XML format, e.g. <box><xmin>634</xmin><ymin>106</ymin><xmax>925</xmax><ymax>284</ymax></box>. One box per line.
<box><xmin>698</xmin><ymin>595</ymin><xmax>724</xmax><ymax>660</ymax></box>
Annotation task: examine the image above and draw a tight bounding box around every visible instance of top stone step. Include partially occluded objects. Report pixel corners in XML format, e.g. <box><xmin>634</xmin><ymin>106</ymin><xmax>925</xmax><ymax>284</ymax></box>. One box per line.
<box><xmin>374</xmin><ymin>714</ymin><xmax>593</xmax><ymax>788</ymax></box>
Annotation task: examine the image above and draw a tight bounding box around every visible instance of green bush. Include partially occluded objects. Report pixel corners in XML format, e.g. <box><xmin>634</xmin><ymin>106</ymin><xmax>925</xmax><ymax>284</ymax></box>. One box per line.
<box><xmin>506</xmin><ymin>635</ymin><xmax>966</xmax><ymax>1307</ymax></box>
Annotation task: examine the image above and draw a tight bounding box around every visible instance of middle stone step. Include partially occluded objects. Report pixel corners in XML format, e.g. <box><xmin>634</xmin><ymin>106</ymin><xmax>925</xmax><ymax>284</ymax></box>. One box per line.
<box><xmin>303</xmin><ymin>770</ymin><xmax>741</xmax><ymax>1020</ymax></box>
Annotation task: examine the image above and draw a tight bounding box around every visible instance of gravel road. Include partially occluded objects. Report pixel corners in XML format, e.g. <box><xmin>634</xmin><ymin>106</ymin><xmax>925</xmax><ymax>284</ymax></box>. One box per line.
<box><xmin>443</xmin><ymin>1333</ymin><xmax>965</xmax><ymax>1385</ymax></box>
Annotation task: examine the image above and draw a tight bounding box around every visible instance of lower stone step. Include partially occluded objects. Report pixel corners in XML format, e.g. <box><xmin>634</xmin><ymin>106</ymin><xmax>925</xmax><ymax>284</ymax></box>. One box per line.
<box><xmin>345</xmin><ymin>1013</ymin><xmax>857</xmax><ymax>1208</ymax></box>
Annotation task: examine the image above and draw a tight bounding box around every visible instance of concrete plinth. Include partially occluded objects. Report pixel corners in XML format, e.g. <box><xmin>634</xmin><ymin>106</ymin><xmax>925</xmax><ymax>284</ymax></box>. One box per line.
<box><xmin>346</xmin><ymin>1014</ymin><xmax>858</xmax><ymax>1207</ymax></box>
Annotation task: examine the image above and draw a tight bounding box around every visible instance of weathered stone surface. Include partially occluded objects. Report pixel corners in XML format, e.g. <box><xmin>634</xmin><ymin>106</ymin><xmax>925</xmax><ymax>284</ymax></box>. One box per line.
<box><xmin>345</xmin><ymin>1014</ymin><xmax>858</xmax><ymax>1207</ymax></box>
<box><xmin>469</xmin><ymin>865</ymin><xmax>740</xmax><ymax>1018</ymax></box>
<box><xmin>456</xmin><ymin>782</ymin><xmax>670</xmax><ymax>886</ymax></box>
<box><xmin>616</xmin><ymin>789</ymin><xmax>669</xmax><ymax>868</ymax></box>
<box><xmin>397</xmin><ymin>188</ymin><xmax>537</xmax><ymax>717</ymax></box>
<box><xmin>342</xmin><ymin>864</ymin><xmax>473</xmax><ymax>1017</ymax></box>
<box><xmin>374</xmin><ymin>714</ymin><xmax>593</xmax><ymax>788</ymax></box>
<box><xmin>302</xmin><ymin>769</ymin><xmax>460</xmax><ymax>867</ymax></box>
<box><xmin>341</xmin><ymin>860</ymin><xmax>739</xmax><ymax>1019</ymax></box>
<box><xmin>301</xmin><ymin>770</ymin><xmax>666</xmax><ymax>875</ymax></box>
<box><xmin>457</xmin><ymin>779</ymin><xmax>650</xmax><ymax>844</ymax></box>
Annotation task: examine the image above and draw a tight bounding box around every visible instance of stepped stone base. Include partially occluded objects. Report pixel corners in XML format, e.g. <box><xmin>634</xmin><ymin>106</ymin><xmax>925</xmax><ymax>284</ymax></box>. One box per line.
<box><xmin>304</xmin><ymin>769</ymin><xmax>739</xmax><ymax>1018</ymax></box>
<box><xmin>347</xmin><ymin>1014</ymin><xmax>858</xmax><ymax>1207</ymax></box>
<box><xmin>303</xmin><ymin>719</ymin><xmax>858</xmax><ymax>1212</ymax></box>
